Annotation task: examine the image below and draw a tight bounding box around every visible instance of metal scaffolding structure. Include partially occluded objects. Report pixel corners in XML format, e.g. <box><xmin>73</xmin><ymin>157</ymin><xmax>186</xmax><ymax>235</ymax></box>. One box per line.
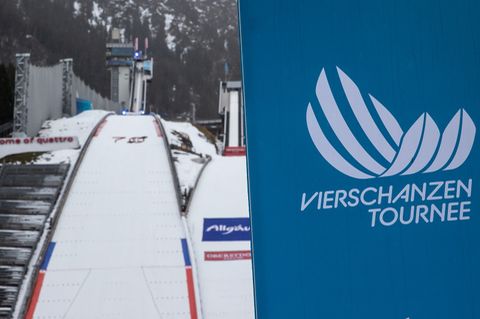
<box><xmin>12</xmin><ymin>53</ymin><xmax>120</xmax><ymax>136</ymax></box>
<box><xmin>60</xmin><ymin>58</ymin><xmax>73</xmax><ymax>116</ymax></box>
<box><xmin>13</xmin><ymin>54</ymin><xmax>30</xmax><ymax>135</ymax></box>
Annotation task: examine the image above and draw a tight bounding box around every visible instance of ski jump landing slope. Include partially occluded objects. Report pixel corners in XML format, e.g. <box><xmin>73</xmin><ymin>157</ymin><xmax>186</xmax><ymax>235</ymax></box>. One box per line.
<box><xmin>28</xmin><ymin>115</ymin><xmax>196</xmax><ymax>319</ymax></box>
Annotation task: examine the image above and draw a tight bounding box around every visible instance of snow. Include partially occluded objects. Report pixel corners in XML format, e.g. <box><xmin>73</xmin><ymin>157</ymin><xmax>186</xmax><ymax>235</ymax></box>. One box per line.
<box><xmin>139</xmin><ymin>7</ymin><xmax>152</xmax><ymax>32</ymax></box>
<box><xmin>162</xmin><ymin>120</ymin><xmax>216</xmax><ymax>156</ymax></box>
<box><xmin>33</xmin><ymin>149</ymin><xmax>78</xmax><ymax>165</ymax></box>
<box><xmin>173</xmin><ymin>150</ymin><xmax>209</xmax><ymax>196</ymax></box>
<box><xmin>34</xmin><ymin>110</ymin><xmax>109</xmax><ymax>165</ymax></box>
<box><xmin>187</xmin><ymin>156</ymin><xmax>254</xmax><ymax>319</ymax></box>
<box><xmin>162</xmin><ymin>119</ymin><xmax>217</xmax><ymax>194</ymax></box>
<box><xmin>89</xmin><ymin>1</ymin><xmax>104</xmax><ymax>26</ymax></box>
<box><xmin>140</xmin><ymin>7</ymin><xmax>151</xmax><ymax>21</ymax></box>
<box><xmin>164</xmin><ymin>14</ymin><xmax>174</xmax><ymax>30</ymax></box>
<box><xmin>73</xmin><ymin>1</ymin><xmax>81</xmax><ymax>16</ymax></box>
<box><xmin>93</xmin><ymin>2</ymin><xmax>102</xmax><ymax>19</ymax></box>
<box><xmin>33</xmin><ymin>115</ymin><xmax>193</xmax><ymax>318</ymax></box>
<box><xmin>164</xmin><ymin>14</ymin><xmax>176</xmax><ymax>50</ymax></box>
<box><xmin>105</xmin><ymin>16</ymin><xmax>112</xmax><ymax>33</ymax></box>
<box><xmin>166</xmin><ymin>33</ymin><xmax>176</xmax><ymax>51</ymax></box>
<box><xmin>160</xmin><ymin>119</ymin><xmax>254</xmax><ymax>318</ymax></box>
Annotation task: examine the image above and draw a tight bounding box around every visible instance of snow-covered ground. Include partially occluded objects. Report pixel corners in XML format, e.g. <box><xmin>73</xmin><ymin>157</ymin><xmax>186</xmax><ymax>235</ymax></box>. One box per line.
<box><xmin>161</xmin><ymin>119</ymin><xmax>217</xmax><ymax>198</ymax></box>
<box><xmin>34</xmin><ymin>110</ymin><xmax>109</xmax><ymax>164</ymax></box>
<box><xmin>161</xmin><ymin>121</ymin><xmax>216</xmax><ymax>157</ymax></box>
<box><xmin>162</xmin><ymin>119</ymin><xmax>254</xmax><ymax>318</ymax></box>
<box><xmin>187</xmin><ymin>156</ymin><xmax>254</xmax><ymax>319</ymax></box>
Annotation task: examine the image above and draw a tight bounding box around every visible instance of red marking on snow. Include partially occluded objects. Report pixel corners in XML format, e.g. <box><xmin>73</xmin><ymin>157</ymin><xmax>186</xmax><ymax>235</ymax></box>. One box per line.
<box><xmin>185</xmin><ymin>267</ymin><xmax>198</xmax><ymax>319</ymax></box>
<box><xmin>94</xmin><ymin>120</ymin><xmax>108</xmax><ymax>137</ymax></box>
<box><xmin>204</xmin><ymin>250</ymin><xmax>251</xmax><ymax>261</ymax></box>
<box><xmin>25</xmin><ymin>271</ymin><xmax>45</xmax><ymax>319</ymax></box>
<box><xmin>153</xmin><ymin>120</ymin><xmax>163</xmax><ymax>137</ymax></box>
<box><xmin>223</xmin><ymin>146</ymin><xmax>246</xmax><ymax>156</ymax></box>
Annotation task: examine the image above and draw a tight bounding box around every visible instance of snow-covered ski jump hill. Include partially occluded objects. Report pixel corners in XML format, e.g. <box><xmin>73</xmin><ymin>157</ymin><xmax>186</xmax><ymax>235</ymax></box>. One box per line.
<box><xmin>3</xmin><ymin>111</ymin><xmax>253</xmax><ymax>319</ymax></box>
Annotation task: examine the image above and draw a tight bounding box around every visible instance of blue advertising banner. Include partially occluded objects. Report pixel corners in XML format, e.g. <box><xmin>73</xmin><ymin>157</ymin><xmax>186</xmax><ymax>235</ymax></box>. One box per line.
<box><xmin>238</xmin><ymin>0</ymin><xmax>480</xmax><ymax>318</ymax></box>
<box><xmin>202</xmin><ymin>218</ymin><xmax>251</xmax><ymax>241</ymax></box>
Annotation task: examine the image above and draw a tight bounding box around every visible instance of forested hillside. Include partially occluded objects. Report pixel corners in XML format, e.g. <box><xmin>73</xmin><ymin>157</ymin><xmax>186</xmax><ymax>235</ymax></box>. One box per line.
<box><xmin>0</xmin><ymin>0</ymin><xmax>241</xmax><ymax>119</ymax></box>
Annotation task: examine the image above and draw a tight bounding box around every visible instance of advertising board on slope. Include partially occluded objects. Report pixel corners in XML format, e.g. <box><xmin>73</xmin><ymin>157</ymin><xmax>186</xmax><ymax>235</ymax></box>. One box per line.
<box><xmin>239</xmin><ymin>0</ymin><xmax>480</xmax><ymax>318</ymax></box>
<box><xmin>204</xmin><ymin>250</ymin><xmax>251</xmax><ymax>261</ymax></box>
<box><xmin>202</xmin><ymin>218</ymin><xmax>251</xmax><ymax>242</ymax></box>
<box><xmin>0</xmin><ymin>136</ymin><xmax>80</xmax><ymax>159</ymax></box>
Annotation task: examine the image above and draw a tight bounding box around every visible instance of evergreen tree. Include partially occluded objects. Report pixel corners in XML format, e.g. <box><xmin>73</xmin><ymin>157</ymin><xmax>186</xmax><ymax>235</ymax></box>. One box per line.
<box><xmin>0</xmin><ymin>64</ymin><xmax>15</xmax><ymax>124</ymax></box>
<box><xmin>0</xmin><ymin>0</ymin><xmax>242</xmax><ymax>120</ymax></box>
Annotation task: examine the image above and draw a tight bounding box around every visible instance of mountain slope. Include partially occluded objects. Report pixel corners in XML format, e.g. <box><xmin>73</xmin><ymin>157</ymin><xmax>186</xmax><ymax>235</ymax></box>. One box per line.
<box><xmin>0</xmin><ymin>0</ymin><xmax>241</xmax><ymax>119</ymax></box>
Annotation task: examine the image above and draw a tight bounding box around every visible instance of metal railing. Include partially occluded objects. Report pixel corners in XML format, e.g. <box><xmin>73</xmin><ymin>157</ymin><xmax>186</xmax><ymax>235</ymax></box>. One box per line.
<box><xmin>152</xmin><ymin>113</ymin><xmax>183</xmax><ymax>212</ymax></box>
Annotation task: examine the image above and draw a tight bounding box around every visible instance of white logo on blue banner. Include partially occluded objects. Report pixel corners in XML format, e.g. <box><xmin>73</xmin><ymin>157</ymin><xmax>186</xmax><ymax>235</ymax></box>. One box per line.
<box><xmin>306</xmin><ymin>67</ymin><xmax>476</xmax><ymax>179</ymax></box>
<box><xmin>202</xmin><ymin>218</ymin><xmax>251</xmax><ymax>241</ymax></box>
<box><xmin>238</xmin><ymin>1</ymin><xmax>480</xmax><ymax>317</ymax></box>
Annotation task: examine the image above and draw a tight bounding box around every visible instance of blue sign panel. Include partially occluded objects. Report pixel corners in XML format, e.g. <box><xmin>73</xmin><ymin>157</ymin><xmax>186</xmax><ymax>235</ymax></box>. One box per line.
<box><xmin>202</xmin><ymin>218</ymin><xmax>251</xmax><ymax>241</ymax></box>
<box><xmin>238</xmin><ymin>0</ymin><xmax>480</xmax><ymax>318</ymax></box>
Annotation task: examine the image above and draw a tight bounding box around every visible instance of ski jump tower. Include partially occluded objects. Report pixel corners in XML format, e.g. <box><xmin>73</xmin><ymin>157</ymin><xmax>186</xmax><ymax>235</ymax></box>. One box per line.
<box><xmin>106</xmin><ymin>29</ymin><xmax>153</xmax><ymax>113</ymax></box>
<box><xmin>129</xmin><ymin>40</ymin><xmax>153</xmax><ymax>113</ymax></box>
<box><xmin>106</xmin><ymin>28</ymin><xmax>133</xmax><ymax>108</ymax></box>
